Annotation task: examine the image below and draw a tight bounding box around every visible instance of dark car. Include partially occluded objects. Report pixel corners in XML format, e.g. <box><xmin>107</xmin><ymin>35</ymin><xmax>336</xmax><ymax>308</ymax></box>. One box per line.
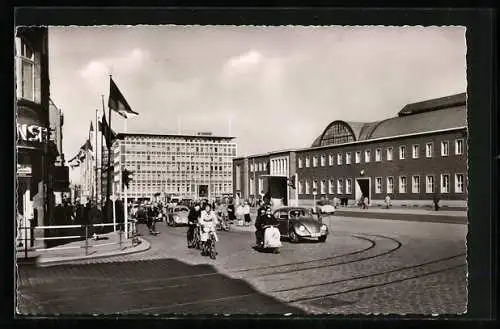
<box><xmin>273</xmin><ymin>207</ymin><xmax>329</xmax><ymax>243</ymax></box>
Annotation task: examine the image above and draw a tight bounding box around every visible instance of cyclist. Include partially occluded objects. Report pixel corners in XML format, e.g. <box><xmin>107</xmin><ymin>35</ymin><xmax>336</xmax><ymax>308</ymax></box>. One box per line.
<box><xmin>199</xmin><ymin>204</ymin><xmax>218</xmax><ymax>256</ymax></box>
<box><xmin>187</xmin><ymin>203</ymin><xmax>201</xmax><ymax>248</ymax></box>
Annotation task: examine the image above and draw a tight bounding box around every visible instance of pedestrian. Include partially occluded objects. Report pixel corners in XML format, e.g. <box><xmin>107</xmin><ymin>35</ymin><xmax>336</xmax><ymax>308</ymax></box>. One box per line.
<box><xmin>187</xmin><ymin>203</ymin><xmax>201</xmax><ymax>248</ymax></box>
<box><xmin>89</xmin><ymin>201</ymin><xmax>99</xmax><ymax>240</ymax></box>
<box><xmin>385</xmin><ymin>195</ymin><xmax>391</xmax><ymax>209</ymax></box>
<box><xmin>433</xmin><ymin>194</ymin><xmax>440</xmax><ymax>211</ymax></box>
<box><xmin>236</xmin><ymin>202</ymin><xmax>244</xmax><ymax>226</ymax></box>
<box><xmin>316</xmin><ymin>205</ymin><xmax>323</xmax><ymax>223</ymax></box>
<box><xmin>227</xmin><ymin>200</ymin><xmax>236</xmax><ymax>224</ymax></box>
<box><xmin>363</xmin><ymin>196</ymin><xmax>369</xmax><ymax>209</ymax></box>
<box><xmin>243</xmin><ymin>201</ymin><xmax>251</xmax><ymax>226</ymax></box>
<box><xmin>147</xmin><ymin>204</ymin><xmax>157</xmax><ymax>234</ymax></box>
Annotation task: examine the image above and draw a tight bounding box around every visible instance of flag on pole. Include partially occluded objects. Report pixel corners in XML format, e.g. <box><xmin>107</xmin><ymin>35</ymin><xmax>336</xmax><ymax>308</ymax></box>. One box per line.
<box><xmin>80</xmin><ymin>139</ymin><xmax>94</xmax><ymax>159</ymax></box>
<box><xmin>108</xmin><ymin>77</ymin><xmax>139</xmax><ymax>118</ymax></box>
<box><xmin>99</xmin><ymin>112</ymin><xmax>117</xmax><ymax>148</ymax></box>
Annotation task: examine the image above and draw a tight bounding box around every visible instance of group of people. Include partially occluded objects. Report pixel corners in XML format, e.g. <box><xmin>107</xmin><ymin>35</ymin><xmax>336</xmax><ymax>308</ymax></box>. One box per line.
<box><xmin>186</xmin><ymin>202</ymin><xmax>219</xmax><ymax>256</ymax></box>
<box><xmin>129</xmin><ymin>200</ymin><xmax>163</xmax><ymax>235</ymax></box>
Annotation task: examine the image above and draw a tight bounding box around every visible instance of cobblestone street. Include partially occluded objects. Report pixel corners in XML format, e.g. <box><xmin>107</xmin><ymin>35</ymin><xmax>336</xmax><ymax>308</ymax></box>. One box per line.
<box><xmin>17</xmin><ymin>214</ymin><xmax>467</xmax><ymax>315</ymax></box>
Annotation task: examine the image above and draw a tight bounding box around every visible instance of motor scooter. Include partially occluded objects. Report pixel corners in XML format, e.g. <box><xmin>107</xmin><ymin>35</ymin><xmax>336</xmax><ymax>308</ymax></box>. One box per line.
<box><xmin>256</xmin><ymin>224</ymin><xmax>281</xmax><ymax>254</ymax></box>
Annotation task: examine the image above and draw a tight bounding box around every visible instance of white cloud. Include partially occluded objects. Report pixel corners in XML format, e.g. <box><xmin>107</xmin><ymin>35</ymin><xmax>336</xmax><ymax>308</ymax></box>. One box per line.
<box><xmin>79</xmin><ymin>47</ymin><xmax>150</xmax><ymax>82</ymax></box>
<box><xmin>223</xmin><ymin>50</ymin><xmax>263</xmax><ymax>75</ymax></box>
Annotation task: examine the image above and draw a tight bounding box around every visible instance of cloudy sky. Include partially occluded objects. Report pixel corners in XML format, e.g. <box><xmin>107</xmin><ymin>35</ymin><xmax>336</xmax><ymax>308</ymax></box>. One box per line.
<box><xmin>48</xmin><ymin>26</ymin><xmax>466</xmax><ymax>183</ymax></box>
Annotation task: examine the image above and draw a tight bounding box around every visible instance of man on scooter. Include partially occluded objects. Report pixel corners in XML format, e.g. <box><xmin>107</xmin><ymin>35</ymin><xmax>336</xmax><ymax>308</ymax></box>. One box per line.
<box><xmin>187</xmin><ymin>203</ymin><xmax>201</xmax><ymax>248</ymax></box>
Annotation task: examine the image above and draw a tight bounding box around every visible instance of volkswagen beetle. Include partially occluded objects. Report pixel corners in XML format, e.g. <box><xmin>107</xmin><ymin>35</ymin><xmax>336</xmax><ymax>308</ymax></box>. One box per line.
<box><xmin>273</xmin><ymin>207</ymin><xmax>328</xmax><ymax>243</ymax></box>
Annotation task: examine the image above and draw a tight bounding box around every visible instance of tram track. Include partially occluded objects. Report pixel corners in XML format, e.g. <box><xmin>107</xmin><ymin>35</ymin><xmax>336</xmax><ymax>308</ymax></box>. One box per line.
<box><xmin>286</xmin><ymin>263</ymin><xmax>466</xmax><ymax>304</ymax></box>
<box><xmin>271</xmin><ymin>252</ymin><xmax>466</xmax><ymax>294</ymax></box>
<box><xmin>238</xmin><ymin>234</ymin><xmax>402</xmax><ymax>278</ymax></box>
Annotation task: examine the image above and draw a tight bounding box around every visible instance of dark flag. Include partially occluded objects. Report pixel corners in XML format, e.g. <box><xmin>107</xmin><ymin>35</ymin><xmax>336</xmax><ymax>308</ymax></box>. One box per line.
<box><xmin>99</xmin><ymin>112</ymin><xmax>117</xmax><ymax>149</ymax></box>
<box><xmin>108</xmin><ymin>77</ymin><xmax>139</xmax><ymax>118</ymax></box>
<box><xmin>81</xmin><ymin>139</ymin><xmax>93</xmax><ymax>152</ymax></box>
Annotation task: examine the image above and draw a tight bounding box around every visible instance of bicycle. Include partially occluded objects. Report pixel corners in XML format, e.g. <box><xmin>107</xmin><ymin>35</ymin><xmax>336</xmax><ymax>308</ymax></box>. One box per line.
<box><xmin>188</xmin><ymin>223</ymin><xmax>201</xmax><ymax>249</ymax></box>
<box><xmin>204</xmin><ymin>230</ymin><xmax>217</xmax><ymax>259</ymax></box>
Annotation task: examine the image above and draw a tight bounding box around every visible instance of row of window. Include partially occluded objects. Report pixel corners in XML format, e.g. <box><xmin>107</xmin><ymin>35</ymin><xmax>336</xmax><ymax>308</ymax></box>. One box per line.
<box><xmin>298</xmin><ymin>173</ymin><xmax>465</xmax><ymax>195</ymax></box>
<box><xmin>250</xmin><ymin>162</ymin><xmax>267</xmax><ymax>172</ymax></box>
<box><xmin>123</xmin><ymin>139</ymin><xmax>236</xmax><ymax>146</ymax></box>
<box><xmin>123</xmin><ymin>148</ymin><xmax>236</xmax><ymax>155</ymax></box>
<box><xmin>123</xmin><ymin>155</ymin><xmax>231</xmax><ymax>162</ymax></box>
<box><xmin>298</xmin><ymin>139</ymin><xmax>465</xmax><ymax>168</ymax></box>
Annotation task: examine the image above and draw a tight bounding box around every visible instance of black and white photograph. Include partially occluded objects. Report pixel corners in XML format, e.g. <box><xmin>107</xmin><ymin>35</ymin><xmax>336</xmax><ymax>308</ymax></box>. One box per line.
<box><xmin>15</xmin><ymin>24</ymin><xmax>468</xmax><ymax>315</ymax></box>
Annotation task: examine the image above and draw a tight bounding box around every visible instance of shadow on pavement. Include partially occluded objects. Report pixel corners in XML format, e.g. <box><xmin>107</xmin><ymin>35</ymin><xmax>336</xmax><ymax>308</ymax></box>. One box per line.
<box><xmin>17</xmin><ymin>257</ymin><xmax>305</xmax><ymax>315</ymax></box>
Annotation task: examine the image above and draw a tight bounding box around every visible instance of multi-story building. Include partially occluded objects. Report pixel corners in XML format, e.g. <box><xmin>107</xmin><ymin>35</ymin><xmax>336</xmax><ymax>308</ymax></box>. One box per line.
<box><xmin>15</xmin><ymin>27</ymin><xmax>59</xmax><ymax>248</ymax></box>
<box><xmin>234</xmin><ymin>93</ymin><xmax>467</xmax><ymax>209</ymax></box>
<box><xmin>78</xmin><ymin>141</ymin><xmax>95</xmax><ymax>204</ymax></box>
<box><xmin>48</xmin><ymin>98</ymin><xmax>70</xmax><ymax>202</ymax></box>
<box><xmin>109</xmin><ymin>132</ymin><xmax>237</xmax><ymax>201</ymax></box>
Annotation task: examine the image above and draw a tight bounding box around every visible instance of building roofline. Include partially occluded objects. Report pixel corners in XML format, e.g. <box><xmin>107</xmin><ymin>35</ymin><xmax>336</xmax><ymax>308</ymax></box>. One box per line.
<box><xmin>234</xmin><ymin>126</ymin><xmax>466</xmax><ymax>160</ymax></box>
<box><xmin>115</xmin><ymin>132</ymin><xmax>236</xmax><ymax>140</ymax></box>
<box><xmin>233</xmin><ymin>148</ymin><xmax>297</xmax><ymax>160</ymax></box>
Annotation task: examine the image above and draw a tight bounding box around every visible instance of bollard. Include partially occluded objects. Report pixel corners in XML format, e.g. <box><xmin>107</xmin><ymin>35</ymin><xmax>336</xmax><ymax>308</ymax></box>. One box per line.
<box><xmin>84</xmin><ymin>225</ymin><xmax>89</xmax><ymax>256</ymax></box>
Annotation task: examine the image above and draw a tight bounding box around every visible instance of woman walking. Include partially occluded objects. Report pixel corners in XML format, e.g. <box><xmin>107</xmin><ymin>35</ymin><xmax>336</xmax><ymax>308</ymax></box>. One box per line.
<box><xmin>243</xmin><ymin>201</ymin><xmax>251</xmax><ymax>226</ymax></box>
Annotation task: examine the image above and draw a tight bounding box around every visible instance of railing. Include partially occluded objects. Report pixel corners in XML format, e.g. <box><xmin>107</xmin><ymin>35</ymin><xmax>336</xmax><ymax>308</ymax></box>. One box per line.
<box><xmin>16</xmin><ymin>221</ymin><xmax>140</xmax><ymax>259</ymax></box>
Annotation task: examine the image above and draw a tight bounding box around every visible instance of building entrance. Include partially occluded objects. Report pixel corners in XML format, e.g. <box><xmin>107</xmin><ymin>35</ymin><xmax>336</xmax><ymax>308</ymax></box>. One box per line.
<box><xmin>355</xmin><ymin>178</ymin><xmax>371</xmax><ymax>204</ymax></box>
<box><xmin>267</xmin><ymin>176</ymin><xmax>288</xmax><ymax>207</ymax></box>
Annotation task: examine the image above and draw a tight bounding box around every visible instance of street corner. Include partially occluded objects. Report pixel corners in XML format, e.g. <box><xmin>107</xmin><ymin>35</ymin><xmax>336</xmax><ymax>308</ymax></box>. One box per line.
<box><xmin>33</xmin><ymin>236</ymin><xmax>151</xmax><ymax>267</ymax></box>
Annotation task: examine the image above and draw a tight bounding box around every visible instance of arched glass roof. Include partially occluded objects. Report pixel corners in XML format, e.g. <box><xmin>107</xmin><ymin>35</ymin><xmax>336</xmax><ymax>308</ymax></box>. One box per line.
<box><xmin>311</xmin><ymin>93</ymin><xmax>466</xmax><ymax>148</ymax></box>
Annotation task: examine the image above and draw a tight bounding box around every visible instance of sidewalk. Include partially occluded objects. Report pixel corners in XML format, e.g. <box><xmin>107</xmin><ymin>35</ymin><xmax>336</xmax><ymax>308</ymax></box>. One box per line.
<box><xmin>16</xmin><ymin>231</ymin><xmax>151</xmax><ymax>267</ymax></box>
<box><xmin>334</xmin><ymin>205</ymin><xmax>467</xmax><ymax>217</ymax></box>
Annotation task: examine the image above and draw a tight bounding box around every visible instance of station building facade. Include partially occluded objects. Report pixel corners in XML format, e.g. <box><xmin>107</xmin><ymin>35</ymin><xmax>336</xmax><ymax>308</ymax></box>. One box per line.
<box><xmin>233</xmin><ymin>93</ymin><xmax>467</xmax><ymax>209</ymax></box>
<box><xmin>109</xmin><ymin>132</ymin><xmax>237</xmax><ymax>201</ymax></box>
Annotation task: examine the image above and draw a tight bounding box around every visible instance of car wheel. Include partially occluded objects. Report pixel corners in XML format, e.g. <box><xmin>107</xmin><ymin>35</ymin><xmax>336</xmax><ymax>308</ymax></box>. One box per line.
<box><xmin>318</xmin><ymin>236</ymin><xmax>327</xmax><ymax>243</ymax></box>
<box><xmin>289</xmin><ymin>230</ymin><xmax>299</xmax><ymax>243</ymax></box>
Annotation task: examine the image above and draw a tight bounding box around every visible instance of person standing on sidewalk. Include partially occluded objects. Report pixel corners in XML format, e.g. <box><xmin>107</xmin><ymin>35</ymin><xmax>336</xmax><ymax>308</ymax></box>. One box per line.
<box><xmin>243</xmin><ymin>201</ymin><xmax>251</xmax><ymax>226</ymax></box>
<box><xmin>384</xmin><ymin>195</ymin><xmax>391</xmax><ymax>209</ymax></box>
<box><xmin>89</xmin><ymin>201</ymin><xmax>99</xmax><ymax>240</ymax></box>
<box><xmin>236</xmin><ymin>202</ymin><xmax>244</xmax><ymax>226</ymax></box>
<box><xmin>227</xmin><ymin>200</ymin><xmax>236</xmax><ymax>224</ymax></box>
<box><xmin>433</xmin><ymin>193</ymin><xmax>440</xmax><ymax>211</ymax></box>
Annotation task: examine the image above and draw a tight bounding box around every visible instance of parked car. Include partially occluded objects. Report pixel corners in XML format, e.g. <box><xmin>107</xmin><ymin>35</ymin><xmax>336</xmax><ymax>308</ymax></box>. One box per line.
<box><xmin>167</xmin><ymin>206</ymin><xmax>190</xmax><ymax>226</ymax></box>
<box><xmin>273</xmin><ymin>207</ymin><xmax>328</xmax><ymax>243</ymax></box>
<box><xmin>312</xmin><ymin>200</ymin><xmax>336</xmax><ymax>214</ymax></box>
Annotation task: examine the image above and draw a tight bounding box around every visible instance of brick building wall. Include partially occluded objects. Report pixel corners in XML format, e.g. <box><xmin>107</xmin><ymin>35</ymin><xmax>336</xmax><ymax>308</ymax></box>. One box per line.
<box><xmin>296</xmin><ymin>129</ymin><xmax>467</xmax><ymax>207</ymax></box>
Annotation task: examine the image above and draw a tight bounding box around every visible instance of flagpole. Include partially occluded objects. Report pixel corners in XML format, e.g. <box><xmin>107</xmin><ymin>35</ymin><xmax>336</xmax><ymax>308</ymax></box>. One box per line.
<box><xmin>106</xmin><ymin>77</ymin><xmax>112</xmax><ymax>214</ymax></box>
<box><xmin>100</xmin><ymin>98</ymin><xmax>104</xmax><ymax>208</ymax></box>
<box><xmin>95</xmin><ymin>109</ymin><xmax>99</xmax><ymax>205</ymax></box>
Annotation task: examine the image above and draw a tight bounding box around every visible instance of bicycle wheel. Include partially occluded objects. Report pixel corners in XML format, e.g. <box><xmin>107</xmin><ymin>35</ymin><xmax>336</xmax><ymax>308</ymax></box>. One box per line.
<box><xmin>210</xmin><ymin>240</ymin><xmax>216</xmax><ymax>259</ymax></box>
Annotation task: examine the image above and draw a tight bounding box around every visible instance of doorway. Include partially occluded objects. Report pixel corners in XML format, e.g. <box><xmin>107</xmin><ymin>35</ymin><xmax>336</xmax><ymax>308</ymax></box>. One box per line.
<box><xmin>355</xmin><ymin>178</ymin><xmax>371</xmax><ymax>204</ymax></box>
